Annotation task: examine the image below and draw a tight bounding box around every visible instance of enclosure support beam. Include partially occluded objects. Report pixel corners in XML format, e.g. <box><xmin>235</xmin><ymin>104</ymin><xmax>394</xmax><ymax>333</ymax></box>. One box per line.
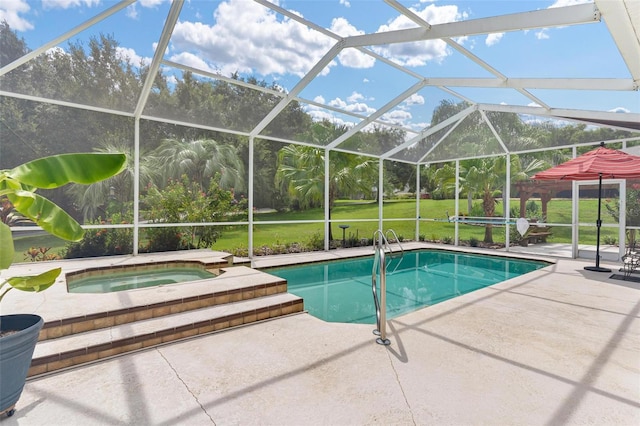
<box><xmin>133</xmin><ymin>119</ymin><xmax>140</xmax><ymax>255</ymax></box>
<box><xmin>505</xmin><ymin>154</ymin><xmax>511</xmax><ymax>250</ymax></box>
<box><xmin>325</xmin><ymin>148</ymin><xmax>331</xmax><ymax>252</ymax></box>
<box><xmin>455</xmin><ymin>161</ymin><xmax>460</xmax><ymax>246</ymax></box>
<box><xmin>416</xmin><ymin>164</ymin><xmax>421</xmax><ymax>242</ymax></box>
<box><xmin>248</xmin><ymin>137</ymin><xmax>255</xmax><ymax>261</ymax></box>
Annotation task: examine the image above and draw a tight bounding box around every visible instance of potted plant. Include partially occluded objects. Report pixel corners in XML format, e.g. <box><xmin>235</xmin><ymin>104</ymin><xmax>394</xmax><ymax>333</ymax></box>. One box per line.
<box><xmin>0</xmin><ymin>153</ymin><xmax>126</xmax><ymax>418</ymax></box>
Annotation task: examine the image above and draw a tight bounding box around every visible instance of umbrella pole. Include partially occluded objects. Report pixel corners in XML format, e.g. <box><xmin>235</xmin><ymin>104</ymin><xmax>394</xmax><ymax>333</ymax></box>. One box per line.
<box><xmin>585</xmin><ymin>173</ymin><xmax>612</xmax><ymax>273</ymax></box>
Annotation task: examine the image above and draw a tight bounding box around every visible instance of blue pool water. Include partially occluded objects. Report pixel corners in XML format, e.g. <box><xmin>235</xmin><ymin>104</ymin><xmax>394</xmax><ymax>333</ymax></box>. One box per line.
<box><xmin>67</xmin><ymin>267</ymin><xmax>215</xmax><ymax>293</ymax></box>
<box><xmin>266</xmin><ymin>250</ymin><xmax>548</xmax><ymax>324</ymax></box>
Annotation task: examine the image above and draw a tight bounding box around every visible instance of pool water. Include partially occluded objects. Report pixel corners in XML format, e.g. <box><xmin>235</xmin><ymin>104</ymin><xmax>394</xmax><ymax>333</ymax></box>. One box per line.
<box><xmin>67</xmin><ymin>267</ymin><xmax>216</xmax><ymax>293</ymax></box>
<box><xmin>267</xmin><ymin>250</ymin><xmax>547</xmax><ymax>324</ymax></box>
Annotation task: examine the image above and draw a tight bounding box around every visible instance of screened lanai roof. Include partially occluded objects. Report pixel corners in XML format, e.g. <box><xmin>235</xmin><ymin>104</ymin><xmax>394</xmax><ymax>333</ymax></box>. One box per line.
<box><xmin>1</xmin><ymin>0</ymin><xmax>639</xmax><ymax>164</ymax></box>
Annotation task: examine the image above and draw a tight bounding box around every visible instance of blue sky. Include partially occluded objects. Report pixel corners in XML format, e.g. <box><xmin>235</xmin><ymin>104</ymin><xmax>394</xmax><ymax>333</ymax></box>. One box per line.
<box><xmin>1</xmin><ymin>0</ymin><xmax>638</xmax><ymax>133</ymax></box>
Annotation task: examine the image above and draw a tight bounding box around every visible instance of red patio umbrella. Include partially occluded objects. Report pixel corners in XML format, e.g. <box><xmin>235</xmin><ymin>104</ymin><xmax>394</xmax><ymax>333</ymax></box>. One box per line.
<box><xmin>532</xmin><ymin>142</ymin><xmax>640</xmax><ymax>272</ymax></box>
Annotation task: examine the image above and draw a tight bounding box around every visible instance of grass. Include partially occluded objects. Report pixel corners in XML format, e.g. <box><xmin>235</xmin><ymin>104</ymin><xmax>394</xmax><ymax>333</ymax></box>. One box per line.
<box><xmin>11</xmin><ymin>198</ymin><xmax>623</xmax><ymax>263</ymax></box>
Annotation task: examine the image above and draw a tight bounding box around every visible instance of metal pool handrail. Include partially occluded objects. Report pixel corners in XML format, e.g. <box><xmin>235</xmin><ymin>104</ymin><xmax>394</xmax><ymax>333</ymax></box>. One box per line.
<box><xmin>371</xmin><ymin>229</ymin><xmax>404</xmax><ymax>346</ymax></box>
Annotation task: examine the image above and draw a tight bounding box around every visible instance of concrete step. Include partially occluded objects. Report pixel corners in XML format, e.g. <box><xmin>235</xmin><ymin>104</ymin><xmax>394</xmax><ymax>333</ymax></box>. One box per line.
<box><xmin>39</xmin><ymin>267</ymin><xmax>288</xmax><ymax>341</ymax></box>
<box><xmin>29</xmin><ymin>293</ymin><xmax>303</xmax><ymax>376</ymax></box>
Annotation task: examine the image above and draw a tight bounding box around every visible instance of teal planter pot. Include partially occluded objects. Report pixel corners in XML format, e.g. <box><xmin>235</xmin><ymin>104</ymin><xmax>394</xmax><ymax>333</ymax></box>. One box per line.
<box><xmin>0</xmin><ymin>314</ymin><xmax>43</xmax><ymax>417</ymax></box>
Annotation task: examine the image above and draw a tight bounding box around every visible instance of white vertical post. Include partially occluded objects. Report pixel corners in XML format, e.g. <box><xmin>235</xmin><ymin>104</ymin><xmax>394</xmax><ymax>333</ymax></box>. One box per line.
<box><xmin>455</xmin><ymin>160</ymin><xmax>460</xmax><ymax>245</ymax></box>
<box><xmin>248</xmin><ymin>136</ymin><xmax>254</xmax><ymax>262</ymax></box>
<box><xmin>505</xmin><ymin>154</ymin><xmax>511</xmax><ymax>250</ymax></box>
<box><xmin>133</xmin><ymin>118</ymin><xmax>140</xmax><ymax>255</ymax></box>
<box><xmin>619</xmin><ymin>179</ymin><xmax>626</xmax><ymax>262</ymax></box>
<box><xmin>572</xmin><ymin>146</ymin><xmax>578</xmax><ymax>259</ymax></box>
<box><xmin>325</xmin><ymin>148</ymin><xmax>330</xmax><ymax>251</ymax></box>
<box><xmin>416</xmin><ymin>163</ymin><xmax>421</xmax><ymax>241</ymax></box>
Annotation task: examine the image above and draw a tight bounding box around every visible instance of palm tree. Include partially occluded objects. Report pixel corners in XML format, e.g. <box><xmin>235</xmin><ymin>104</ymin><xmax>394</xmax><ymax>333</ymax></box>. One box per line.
<box><xmin>466</xmin><ymin>155</ymin><xmax>546</xmax><ymax>243</ymax></box>
<box><xmin>66</xmin><ymin>142</ymin><xmax>158</xmax><ymax>220</ymax></box>
<box><xmin>149</xmin><ymin>138</ymin><xmax>245</xmax><ymax>191</ymax></box>
<box><xmin>275</xmin><ymin>144</ymin><xmax>376</xmax><ymax>241</ymax></box>
<box><xmin>433</xmin><ymin>155</ymin><xmax>545</xmax><ymax>243</ymax></box>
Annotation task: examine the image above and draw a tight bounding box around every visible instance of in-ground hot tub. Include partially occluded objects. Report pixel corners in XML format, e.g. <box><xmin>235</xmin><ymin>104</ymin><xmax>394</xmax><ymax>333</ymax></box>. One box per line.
<box><xmin>66</xmin><ymin>261</ymin><xmax>219</xmax><ymax>294</ymax></box>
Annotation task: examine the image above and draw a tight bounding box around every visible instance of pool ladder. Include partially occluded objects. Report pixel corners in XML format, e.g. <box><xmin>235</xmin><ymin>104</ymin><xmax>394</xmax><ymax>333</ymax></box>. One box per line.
<box><xmin>372</xmin><ymin>229</ymin><xmax>404</xmax><ymax>346</ymax></box>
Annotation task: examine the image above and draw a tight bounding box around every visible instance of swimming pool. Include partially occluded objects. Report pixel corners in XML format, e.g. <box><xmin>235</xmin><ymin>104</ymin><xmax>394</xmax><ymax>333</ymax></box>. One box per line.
<box><xmin>266</xmin><ymin>250</ymin><xmax>548</xmax><ymax>324</ymax></box>
<box><xmin>66</xmin><ymin>262</ymin><xmax>217</xmax><ymax>293</ymax></box>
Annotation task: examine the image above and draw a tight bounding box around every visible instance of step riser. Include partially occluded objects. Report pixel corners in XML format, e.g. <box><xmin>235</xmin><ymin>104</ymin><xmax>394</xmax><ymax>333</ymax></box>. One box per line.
<box><xmin>29</xmin><ymin>299</ymin><xmax>303</xmax><ymax>377</ymax></box>
<box><xmin>39</xmin><ymin>281</ymin><xmax>288</xmax><ymax>341</ymax></box>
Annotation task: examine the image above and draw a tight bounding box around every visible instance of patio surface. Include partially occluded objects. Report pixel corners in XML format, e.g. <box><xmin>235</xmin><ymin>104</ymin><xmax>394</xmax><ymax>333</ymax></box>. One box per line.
<box><xmin>2</xmin><ymin>245</ymin><xmax>639</xmax><ymax>425</ymax></box>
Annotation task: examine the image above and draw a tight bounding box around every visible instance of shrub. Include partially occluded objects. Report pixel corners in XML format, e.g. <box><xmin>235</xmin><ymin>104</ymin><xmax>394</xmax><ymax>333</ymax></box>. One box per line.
<box><xmin>64</xmin><ymin>213</ymin><xmax>133</xmax><ymax>258</ymax></box>
<box><xmin>140</xmin><ymin>175</ymin><xmax>246</xmax><ymax>250</ymax></box>
<box><xmin>24</xmin><ymin>247</ymin><xmax>60</xmax><ymax>262</ymax></box>
<box><xmin>306</xmin><ymin>232</ymin><xmax>324</xmax><ymax>251</ymax></box>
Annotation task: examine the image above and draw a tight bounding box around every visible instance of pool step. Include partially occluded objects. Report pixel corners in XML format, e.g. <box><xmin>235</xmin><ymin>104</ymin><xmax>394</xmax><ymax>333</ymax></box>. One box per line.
<box><xmin>27</xmin><ymin>266</ymin><xmax>303</xmax><ymax>377</ymax></box>
<box><xmin>38</xmin><ymin>267</ymin><xmax>289</xmax><ymax>341</ymax></box>
<box><xmin>29</xmin><ymin>293</ymin><xmax>303</xmax><ymax>377</ymax></box>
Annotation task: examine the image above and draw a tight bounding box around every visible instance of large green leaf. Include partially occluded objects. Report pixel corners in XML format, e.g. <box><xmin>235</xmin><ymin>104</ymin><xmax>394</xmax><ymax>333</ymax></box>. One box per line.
<box><xmin>7</xmin><ymin>268</ymin><xmax>61</xmax><ymax>293</ymax></box>
<box><xmin>9</xmin><ymin>153</ymin><xmax>127</xmax><ymax>189</ymax></box>
<box><xmin>0</xmin><ymin>222</ymin><xmax>14</xmax><ymax>270</ymax></box>
<box><xmin>8</xmin><ymin>190</ymin><xmax>85</xmax><ymax>241</ymax></box>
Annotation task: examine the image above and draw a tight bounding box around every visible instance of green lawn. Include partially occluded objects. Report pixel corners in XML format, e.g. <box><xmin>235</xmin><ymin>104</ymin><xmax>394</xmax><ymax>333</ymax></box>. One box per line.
<box><xmin>11</xmin><ymin>198</ymin><xmax>622</xmax><ymax>263</ymax></box>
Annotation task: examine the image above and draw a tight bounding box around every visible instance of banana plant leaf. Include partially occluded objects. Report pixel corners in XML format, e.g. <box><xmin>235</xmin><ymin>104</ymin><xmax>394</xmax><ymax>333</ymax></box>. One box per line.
<box><xmin>8</xmin><ymin>190</ymin><xmax>85</xmax><ymax>241</ymax></box>
<box><xmin>8</xmin><ymin>153</ymin><xmax>127</xmax><ymax>189</ymax></box>
<box><xmin>0</xmin><ymin>223</ymin><xmax>14</xmax><ymax>270</ymax></box>
<box><xmin>5</xmin><ymin>268</ymin><xmax>61</xmax><ymax>293</ymax></box>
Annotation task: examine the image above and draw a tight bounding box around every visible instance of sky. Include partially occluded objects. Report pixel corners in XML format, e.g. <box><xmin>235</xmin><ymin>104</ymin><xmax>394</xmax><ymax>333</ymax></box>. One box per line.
<box><xmin>1</xmin><ymin>0</ymin><xmax>638</xmax><ymax>134</ymax></box>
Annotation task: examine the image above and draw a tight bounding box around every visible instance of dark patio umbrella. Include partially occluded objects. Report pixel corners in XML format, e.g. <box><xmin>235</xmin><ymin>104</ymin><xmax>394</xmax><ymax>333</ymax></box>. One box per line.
<box><xmin>532</xmin><ymin>142</ymin><xmax>640</xmax><ymax>272</ymax></box>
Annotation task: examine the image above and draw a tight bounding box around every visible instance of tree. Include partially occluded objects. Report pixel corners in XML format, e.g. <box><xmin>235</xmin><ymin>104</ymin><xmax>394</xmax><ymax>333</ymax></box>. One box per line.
<box><xmin>65</xmin><ymin>142</ymin><xmax>158</xmax><ymax>221</ymax></box>
<box><xmin>149</xmin><ymin>138</ymin><xmax>245</xmax><ymax>192</ymax></box>
<box><xmin>275</xmin><ymin>144</ymin><xmax>376</xmax><ymax>240</ymax></box>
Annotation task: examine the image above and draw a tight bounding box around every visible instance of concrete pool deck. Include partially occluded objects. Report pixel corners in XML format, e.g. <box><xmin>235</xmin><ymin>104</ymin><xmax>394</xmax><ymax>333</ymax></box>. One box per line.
<box><xmin>2</xmin><ymin>245</ymin><xmax>639</xmax><ymax>425</ymax></box>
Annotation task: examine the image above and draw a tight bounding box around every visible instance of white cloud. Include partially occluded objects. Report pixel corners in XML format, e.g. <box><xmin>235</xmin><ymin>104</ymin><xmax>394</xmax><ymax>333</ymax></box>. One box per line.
<box><xmin>313</xmin><ymin>95</ymin><xmax>326</xmax><ymax>104</ymax></box>
<box><xmin>381</xmin><ymin>109</ymin><xmax>412</xmax><ymax>126</ymax></box>
<box><xmin>169</xmin><ymin>52</ymin><xmax>220</xmax><ymax>74</ymax></box>
<box><xmin>609</xmin><ymin>107</ymin><xmax>630</xmax><ymax>113</ymax></box>
<box><xmin>0</xmin><ymin>0</ymin><xmax>33</xmax><ymax>31</ymax></box>
<box><xmin>328</xmin><ymin>97</ymin><xmax>376</xmax><ymax>115</ymax></box>
<box><xmin>549</xmin><ymin>0</ymin><xmax>591</xmax><ymax>8</ymax></box>
<box><xmin>330</xmin><ymin>18</ymin><xmax>376</xmax><ymax>69</ymax></box>
<box><xmin>337</xmin><ymin>47</ymin><xmax>376</xmax><ymax>69</ymax></box>
<box><xmin>304</xmin><ymin>104</ymin><xmax>357</xmax><ymax>126</ymax></box>
<box><xmin>485</xmin><ymin>33</ymin><xmax>504</xmax><ymax>47</ymax></box>
<box><xmin>372</xmin><ymin>3</ymin><xmax>467</xmax><ymax>67</ymax></box>
<box><xmin>126</xmin><ymin>0</ymin><xmax>168</xmax><ymax>18</ymax></box>
<box><xmin>347</xmin><ymin>92</ymin><xmax>364</xmax><ymax>103</ymax></box>
<box><xmin>363</xmin><ymin>78</ymin><xmax>370</xmax><ymax>83</ymax></box>
<box><xmin>170</xmin><ymin>0</ymin><xmax>336</xmax><ymax>78</ymax></box>
<box><xmin>126</xmin><ymin>4</ymin><xmax>138</xmax><ymax>19</ymax></box>
<box><xmin>403</xmin><ymin>93</ymin><xmax>425</xmax><ymax>106</ymax></box>
<box><xmin>42</xmin><ymin>0</ymin><xmax>100</xmax><ymax>9</ymax></box>
<box><xmin>45</xmin><ymin>46</ymin><xmax>66</xmax><ymax>58</ymax></box>
<box><xmin>528</xmin><ymin>102</ymin><xmax>542</xmax><ymax>108</ymax></box>
<box><xmin>535</xmin><ymin>30</ymin><xmax>549</xmax><ymax>40</ymax></box>
<box><xmin>330</xmin><ymin>16</ymin><xmax>360</xmax><ymax>37</ymax></box>
<box><xmin>139</xmin><ymin>0</ymin><xmax>166</xmax><ymax>6</ymax></box>
<box><xmin>339</xmin><ymin>0</ymin><xmax>351</xmax><ymax>8</ymax></box>
<box><xmin>116</xmin><ymin>47</ymin><xmax>152</xmax><ymax>67</ymax></box>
